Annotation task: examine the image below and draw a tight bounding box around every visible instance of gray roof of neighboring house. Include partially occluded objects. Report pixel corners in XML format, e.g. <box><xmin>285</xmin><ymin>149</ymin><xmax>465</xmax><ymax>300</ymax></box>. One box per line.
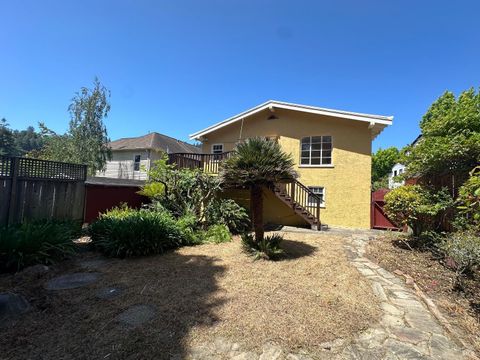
<box><xmin>86</xmin><ymin>176</ymin><xmax>145</xmax><ymax>187</ymax></box>
<box><xmin>108</xmin><ymin>132</ymin><xmax>201</xmax><ymax>153</ymax></box>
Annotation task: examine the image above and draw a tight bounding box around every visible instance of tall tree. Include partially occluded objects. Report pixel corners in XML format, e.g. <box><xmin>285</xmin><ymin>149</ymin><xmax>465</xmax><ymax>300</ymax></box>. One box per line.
<box><xmin>220</xmin><ymin>137</ymin><xmax>297</xmax><ymax>241</ymax></box>
<box><xmin>0</xmin><ymin>118</ymin><xmax>19</xmax><ymax>156</ymax></box>
<box><xmin>404</xmin><ymin>88</ymin><xmax>480</xmax><ymax>179</ymax></box>
<box><xmin>372</xmin><ymin>147</ymin><xmax>400</xmax><ymax>183</ymax></box>
<box><xmin>41</xmin><ymin>78</ymin><xmax>111</xmax><ymax>175</ymax></box>
<box><xmin>13</xmin><ymin>126</ymin><xmax>44</xmax><ymax>155</ymax></box>
<box><xmin>68</xmin><ymin>77</ymin><xmax>111</xmax><ymax>174</ymax></box>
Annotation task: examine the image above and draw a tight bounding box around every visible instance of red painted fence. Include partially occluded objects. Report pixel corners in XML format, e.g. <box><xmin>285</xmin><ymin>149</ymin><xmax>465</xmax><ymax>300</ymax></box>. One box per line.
<box><xmin>371</xmin><ymin>189</ymin><xmax>401</xmax><ymax>231</ymax></box>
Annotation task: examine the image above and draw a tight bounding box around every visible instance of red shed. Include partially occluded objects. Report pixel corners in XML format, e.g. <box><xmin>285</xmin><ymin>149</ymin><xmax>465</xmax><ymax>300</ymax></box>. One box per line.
<box><xmin>84</xmin><ymin>177</ymin><xmax>149</xmax><ymax>223</ymax></box>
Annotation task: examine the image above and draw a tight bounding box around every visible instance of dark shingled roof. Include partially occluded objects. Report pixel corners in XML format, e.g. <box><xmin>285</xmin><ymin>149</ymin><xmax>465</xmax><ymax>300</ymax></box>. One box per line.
<box><xmin>86</xmin><ymin>176</ymin><xmax>145</xmax><ymax>187</ymax></box>
<box><xmin>108</xmin><ymin>132</ymin><xmax>201</xmax><ymax>153</ymax></box>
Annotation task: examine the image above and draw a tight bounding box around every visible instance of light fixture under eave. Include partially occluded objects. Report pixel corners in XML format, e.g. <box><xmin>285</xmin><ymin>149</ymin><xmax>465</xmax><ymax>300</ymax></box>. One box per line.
<box><xmin>267</xmin><ymin>114</ymin><xmax>279</xmax><ymax>120</ymax></box>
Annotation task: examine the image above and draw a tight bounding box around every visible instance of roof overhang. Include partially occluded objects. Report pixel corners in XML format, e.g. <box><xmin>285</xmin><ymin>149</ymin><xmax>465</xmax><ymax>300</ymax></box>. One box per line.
<box><xmin>190</xmin><ymin>100</ymin><xmax>393</xmax><ymax>141</ymax></box>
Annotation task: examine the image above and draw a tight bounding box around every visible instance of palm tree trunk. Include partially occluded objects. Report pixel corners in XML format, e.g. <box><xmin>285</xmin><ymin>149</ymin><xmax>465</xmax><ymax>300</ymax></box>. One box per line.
<box><xmin>250</xmin><ymin>184</ymin><xmax>264</xmax><ymax>241</ymax></box>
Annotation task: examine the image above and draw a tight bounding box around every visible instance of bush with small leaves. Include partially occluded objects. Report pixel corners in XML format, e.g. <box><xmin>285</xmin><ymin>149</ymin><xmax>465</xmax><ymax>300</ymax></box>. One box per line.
<box><xmin>202</xmin><ymin>224</ymin><xmax>232</xmax><ymax>244</ymax></box>
<box><xmin>177</xmin><ymin>213</ymin><xmax>203</xmax><ymax>245</ymax></box>
<box><xmin>204</xmin><ymin>198</ymin><xmax>250</xmax><ymax>234</ymax></box>
<box><xmin>455</xmin><ymin>166</ymin><xmax>480</xmax><ymax>231</ymax></box>
<box><xmin>440</xmin><ymin>230</ymin><xmax>480</xmax><ymax>281</ymax></box>
<box><xmin>384</xmin><ymin>185</ymin><xmax>453</xmax><ymax>237</ymax></box>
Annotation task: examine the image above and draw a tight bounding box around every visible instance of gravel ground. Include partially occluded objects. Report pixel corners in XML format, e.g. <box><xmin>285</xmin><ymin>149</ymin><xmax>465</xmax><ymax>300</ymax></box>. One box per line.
<box><xmin>0</xmin><ymin>231</ymin><xmax>380</xmax><ymax>359</ymax></box>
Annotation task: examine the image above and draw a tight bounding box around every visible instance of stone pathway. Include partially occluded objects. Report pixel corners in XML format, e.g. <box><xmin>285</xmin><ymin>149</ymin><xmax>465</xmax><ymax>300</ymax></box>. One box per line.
<box><xmin>45</xmin><ymin>272</ymin><xmax>101</xmax><ymax>290</ymax></box>
<box><xmin>116</xmin><ymin>304</ymin><xmax>156</xmax><ymax>327</ymax></box>
<box><xmin>0</xmin><ymin>292</ymin><xmax>31</xmax><ymax>327</ymax></box>
<box><xmin>181</xmin><ymin>229</ymin><xmax>476</xmax><ymax>359</ymax></box>
<box><xmin>341</xmin><ymin>232</ymin><xmax>469</xmax><ymax>359</ymax></box>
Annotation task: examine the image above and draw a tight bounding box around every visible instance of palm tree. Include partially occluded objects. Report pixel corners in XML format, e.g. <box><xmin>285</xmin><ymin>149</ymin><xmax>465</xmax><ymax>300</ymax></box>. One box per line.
<box><xmin>220</xmin><ymin>137</ymin><xmax>297</xmax><ymax>241</ymax></box>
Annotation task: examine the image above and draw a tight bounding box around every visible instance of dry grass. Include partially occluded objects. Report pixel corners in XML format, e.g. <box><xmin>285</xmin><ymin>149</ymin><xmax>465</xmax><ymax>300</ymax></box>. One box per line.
<box><xmin>0</xmin><ymin>231</ymin><xmax>380</xmax><ymax>359</ymax></box>
<box><xmin>367</xmin><ymin>234</ymin><xmax>480</xmax><ymax>353</ymax></box>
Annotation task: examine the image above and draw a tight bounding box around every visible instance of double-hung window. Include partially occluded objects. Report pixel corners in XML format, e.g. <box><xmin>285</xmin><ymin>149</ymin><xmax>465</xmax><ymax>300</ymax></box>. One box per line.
<box><xmin>300</xmin><ymin>136</ymin><xmax>332</xmax><ymax>166</ymax></box>
<box><xmin>308</xmin><ymin>186</ymin><xmax>325</xmax><ymax>207</ymax></box>
<box><xmin>133</xmin><ymin>154</ymin><xmax>141</xmax><ymax>171</ymax></box>
<box><xmin>212</xmin><ymin>144</ymin><xmax>224</xmax><ymax>160</ymax></box>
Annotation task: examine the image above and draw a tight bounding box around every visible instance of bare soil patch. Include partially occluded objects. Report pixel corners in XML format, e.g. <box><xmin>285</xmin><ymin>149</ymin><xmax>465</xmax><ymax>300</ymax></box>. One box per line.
<box><xmin>367</xmin><ymin>234</ymin><xmax>480</xmax><ymax>353</ymax></box>
<box><xmin>0</xmin><ymin>231</ymin><xmax>380</xmax><ymax>359</ymax></box>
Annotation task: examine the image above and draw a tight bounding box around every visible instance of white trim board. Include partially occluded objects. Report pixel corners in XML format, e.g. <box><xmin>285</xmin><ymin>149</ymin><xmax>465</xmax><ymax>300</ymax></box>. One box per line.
<box><xmin>190</xmin><ymin>100</ymin><xmax>393</xmax><ymax>140</ymax></box>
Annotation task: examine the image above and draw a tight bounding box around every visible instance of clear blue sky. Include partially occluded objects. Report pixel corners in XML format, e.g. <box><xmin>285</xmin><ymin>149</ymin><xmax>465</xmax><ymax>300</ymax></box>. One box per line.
<box><xmin>1</xmin><ymin>0</ymin><xmax>479</xmax><ymax>151</ymax></box>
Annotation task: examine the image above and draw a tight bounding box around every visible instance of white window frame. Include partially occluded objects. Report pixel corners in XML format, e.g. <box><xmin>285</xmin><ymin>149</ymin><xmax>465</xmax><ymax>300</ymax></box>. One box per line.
<box><xmin>299</xmin><ymin>136</ymin><xmax>333</xmax><ymax>167</ymax></box>
<box><xmin>211</xmin><ymin>143</ymin><xmax>224</xmax><ymax>154</ymax></box>
<box><xmin>308</xmin><ymin>186</ymin><xmax>325</xmax><ymax>207</ymax></box>
<box><xmin>133</xmin><ymin>154</ymin><xmax>141</xmax><ymax>172</ymax></box>
<box><xmin>211</xmin><ymin>143</ymin><xmax>224</xmax><ymax>160</ymax></box>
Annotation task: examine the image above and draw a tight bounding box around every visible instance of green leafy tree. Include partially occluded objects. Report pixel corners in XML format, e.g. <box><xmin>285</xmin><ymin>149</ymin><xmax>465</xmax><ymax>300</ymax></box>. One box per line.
<box><xmin>404</xmin><ymin>88</ymin><xmax>480</xmax><ymax>180</ymax></box>
<box><xmin>372</xmin><ymin>147</ymin><xmax>400</xmax><ymax>184</ymax></box>
<box><xmin>0</xmin><ymin>118</ymin><xmax>19</xmax><ymax>156</ymax></box>
<box><xmin>13</xmin><ymin>126</ymin><xmax>44</xmax><ymax>155</ymax></box>
<box><xmin>220</xmin><ymin>137</ymin><xmax>297</xmax><ymax>242</ymax></box>
<box><xmin>40</xmin><ymin>77</ymin><xmax>111</xmax><ymax>175</ymax></box>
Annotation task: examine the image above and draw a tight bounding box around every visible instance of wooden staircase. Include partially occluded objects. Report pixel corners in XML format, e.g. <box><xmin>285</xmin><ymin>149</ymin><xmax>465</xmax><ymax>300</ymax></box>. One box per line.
<box><xmin>273</xmin><ymin>180</ymin><xmax>322</xmax><ymax>230</ymax></box>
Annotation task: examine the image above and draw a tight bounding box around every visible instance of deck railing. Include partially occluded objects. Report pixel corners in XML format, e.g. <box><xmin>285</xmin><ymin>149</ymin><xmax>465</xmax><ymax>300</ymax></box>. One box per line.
<box><xmin>167</xmin><ymin>152</ymin><xmax>233</xmax><ymax>174</ymax></box>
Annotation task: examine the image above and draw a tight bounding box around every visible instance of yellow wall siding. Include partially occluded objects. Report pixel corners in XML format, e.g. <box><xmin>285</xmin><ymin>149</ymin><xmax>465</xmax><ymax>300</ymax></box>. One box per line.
<box><xmin>202</xmin><ymin>108</ymin><xmax>372</xmax><ymax>229</ymax></box>
<box><xmin>220</xmin><ymin>187</ymin><xmax>308</xmax><ymax>227</ymax></box>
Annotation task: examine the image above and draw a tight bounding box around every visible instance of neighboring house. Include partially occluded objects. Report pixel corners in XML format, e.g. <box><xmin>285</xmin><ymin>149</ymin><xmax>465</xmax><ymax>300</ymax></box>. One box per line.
<box><xmin>388</xmin><ymin>134</ymin><xmax>422</xmax><ymax>189</ymax></box>
<box><xmin>185</xmin><ymin>100</ymin><xmax>392</xmax><ymax>229</ymax></box>
<box><xmin>96</xmin><ymin>132</ymin><xmax>201</xmax><ymax>180</ymax></box>
<box><xmin>388</xmin><ymin>163</ymin><xmax>406</xmax><ymax>189</ymax></box>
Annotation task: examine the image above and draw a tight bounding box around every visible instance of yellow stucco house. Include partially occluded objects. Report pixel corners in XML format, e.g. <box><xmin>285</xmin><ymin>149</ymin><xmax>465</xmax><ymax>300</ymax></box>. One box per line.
<box><xmin>172</xmin><ymin>100</ymin><xmax>392</xmax><ymax>229</ymax></box>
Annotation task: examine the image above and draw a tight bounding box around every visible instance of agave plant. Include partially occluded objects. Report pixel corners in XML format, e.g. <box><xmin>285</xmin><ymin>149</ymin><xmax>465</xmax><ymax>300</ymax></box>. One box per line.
<box><xmin>219</xmin><ymin>137</ymin><xmax>297</xmax><ymax>241</ymax></box>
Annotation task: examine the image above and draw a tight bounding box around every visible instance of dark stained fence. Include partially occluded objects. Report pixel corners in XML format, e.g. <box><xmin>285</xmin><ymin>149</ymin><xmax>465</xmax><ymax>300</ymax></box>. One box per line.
<box><xmin>0</xmin><ymin>156</ymin><xmax>87</xmax><ymax>226</ymax></box>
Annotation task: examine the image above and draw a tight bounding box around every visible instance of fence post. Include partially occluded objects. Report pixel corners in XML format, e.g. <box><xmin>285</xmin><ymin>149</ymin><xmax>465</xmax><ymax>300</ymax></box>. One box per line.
<box><xmin>7</xmin><ymin>157</ymin><xmax>19</xmax><ymax>225</ymax></box>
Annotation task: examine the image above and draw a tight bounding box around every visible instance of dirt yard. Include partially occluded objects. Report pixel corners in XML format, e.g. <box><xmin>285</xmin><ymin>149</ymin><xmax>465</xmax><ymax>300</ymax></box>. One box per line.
<box><xmin>0</xmin><ymin>231</ymin><xmax>380</xmax><ymax>359</ymax></box>
<box><xmin>367</xmin><ymin>234</ymin><xmax>480</xmax><ymax>353</ymax></box>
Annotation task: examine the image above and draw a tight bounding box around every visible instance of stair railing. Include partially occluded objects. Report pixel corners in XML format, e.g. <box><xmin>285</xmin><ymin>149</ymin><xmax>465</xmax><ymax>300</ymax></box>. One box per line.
<box><xmin>275</xmin><ymin>179</ymin><xmax>322</xmax><ymax>225</ymax></box>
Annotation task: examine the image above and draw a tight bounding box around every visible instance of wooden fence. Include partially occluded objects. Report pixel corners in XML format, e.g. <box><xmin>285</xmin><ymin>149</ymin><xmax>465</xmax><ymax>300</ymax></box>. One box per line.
<box><xmin>0</xmin><ymin>156</ymin><xmax>87</xmax><ymax>226</ymax></box>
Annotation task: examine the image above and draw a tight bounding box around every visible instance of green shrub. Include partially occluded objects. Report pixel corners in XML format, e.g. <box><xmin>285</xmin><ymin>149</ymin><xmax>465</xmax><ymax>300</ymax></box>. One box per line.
<box><xmin>384</xmin><ymin>185</ymin><xmax>453</xmax><ymax>237</ymax></box>
<box><xmin>241</xmin><ymin>233</ymin><xmax>284</xmax><ymax>260</ymax></box>
<box><xmin>455</xmin><ymin>166</ymin><xmax>480</xmax><ymax>230</ymax></box>
<box><xmin>439</xmin><ymin>230</ymin><xmax>480</xmax><ymax>279</ymax></box>
<box><xmin>177</xmin><ymin>213</ymin><xmax>203</xmax><ymax>245</ymax></box>
<box><xmin>204</xmin><ymin>199</ymin><xmax>250</xmax><ymax>234</ymax></box>
<box><xmin>0</xmin><ymin>220</ymin><xmax>80</xmax><ymax>272</ymax></box>
<box><xmin>144</xmin><ymin>157</ymin><xmax>221</xmax><ymax>218</ymax></box>
<box><xmin>89</xmin><ymin>207</ymin><xmax>192</xmax><ymax>258</ymax></box>
<box><xmin>203</xmin><ymin>224</ymin><xmax>232</xmax><ymax>244</ymax></box>
<box><xmin>137</xmin><ymin>182</ymin><xmax>165</xmax><ymax>199</ymax></box>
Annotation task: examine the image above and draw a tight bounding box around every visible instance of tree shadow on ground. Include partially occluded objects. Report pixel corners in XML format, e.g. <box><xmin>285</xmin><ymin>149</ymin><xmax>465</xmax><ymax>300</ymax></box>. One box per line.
<box><xmin>280</xmin><ymin>239</ymin><xmax>316</xmax><ymax>260</ymax></box>
<box><xmin>0</xmin><ymin>251</ymin><xmax>226</xmax><ymax>360</ymax></box>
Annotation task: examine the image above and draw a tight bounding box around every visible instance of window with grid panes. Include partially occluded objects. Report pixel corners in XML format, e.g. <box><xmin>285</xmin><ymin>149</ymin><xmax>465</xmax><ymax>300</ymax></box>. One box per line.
<box><xmin>300</xmin><ymin>136</ymin><xmax>332</xmax><ymax>165</ymax></box>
